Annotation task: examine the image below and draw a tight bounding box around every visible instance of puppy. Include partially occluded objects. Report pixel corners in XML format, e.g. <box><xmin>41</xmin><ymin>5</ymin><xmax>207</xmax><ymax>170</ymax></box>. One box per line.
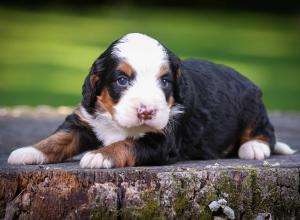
<box><xmin>8</xmin><ymin>33</ymin><xmax>295</xmax><ymax>168</ymax></box>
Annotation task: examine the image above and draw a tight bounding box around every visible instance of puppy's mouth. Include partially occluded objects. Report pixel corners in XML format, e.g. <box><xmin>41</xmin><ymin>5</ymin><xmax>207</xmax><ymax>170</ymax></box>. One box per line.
<box><xmin>112</xmin><ymin>115</ymin><xmax>164</xmax><ymax>135</ymax></box>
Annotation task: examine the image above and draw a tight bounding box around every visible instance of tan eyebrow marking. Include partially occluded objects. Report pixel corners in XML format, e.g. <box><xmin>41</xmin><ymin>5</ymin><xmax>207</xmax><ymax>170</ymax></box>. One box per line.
<box><xmin>117</xmin><ymin>62</ymin><xmax>135</xmax><ymax>77</ymax></box>
<box><xmin>157</xmin><ymin>64</ymin><xmax>171</xmax><ymax>79</ymax></box>
<box><xmin>157</xmin><ymin>63</ymin><xmax>171</xmax><ymax>78</ymax></box>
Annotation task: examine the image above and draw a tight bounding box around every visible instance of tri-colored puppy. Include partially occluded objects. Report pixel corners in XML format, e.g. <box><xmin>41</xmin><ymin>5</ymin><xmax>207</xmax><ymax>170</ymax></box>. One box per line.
<box><xmin>8</xmin><ymin>33</ymin><xmax>295</xmax><ymax>168</ymax></box>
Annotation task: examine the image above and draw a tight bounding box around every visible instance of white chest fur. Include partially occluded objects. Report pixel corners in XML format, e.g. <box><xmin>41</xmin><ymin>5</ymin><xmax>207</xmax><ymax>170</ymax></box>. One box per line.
<box><xmin>80</xmin><ymin>107</ymin><xmax>143</xmax><ymax>146</ymax></box>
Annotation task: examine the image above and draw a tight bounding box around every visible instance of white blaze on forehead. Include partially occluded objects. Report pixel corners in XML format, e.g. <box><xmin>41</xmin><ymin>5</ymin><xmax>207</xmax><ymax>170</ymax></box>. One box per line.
<box><xmin>112</xmin><ymin>33</ymin><xmax>168</xmax><ymax>76</ymax></box>
<box><xmin>111</xmin><ymin>33</ymin><xmax>172</xmax><ymax>131</ymax></box>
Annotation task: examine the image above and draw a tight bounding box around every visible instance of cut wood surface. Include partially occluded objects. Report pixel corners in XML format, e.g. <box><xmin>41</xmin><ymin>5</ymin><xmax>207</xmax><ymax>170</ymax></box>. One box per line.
<box><xmin>0</xmin><ymin>107</ymin><xmax>299</xmax><ymax>219</ymax></box>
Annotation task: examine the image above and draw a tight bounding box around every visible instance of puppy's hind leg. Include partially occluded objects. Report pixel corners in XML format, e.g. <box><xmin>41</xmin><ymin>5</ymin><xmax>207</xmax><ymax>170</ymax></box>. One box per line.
<box><xmin>238</xmin><ymin>104</ymin><xmax>276</xmax><ymax>160</ymax></box>
<box><xmin>8</xmin><ymin>112</ymin><xmax>100</xmax><ymax>165</ymax></box>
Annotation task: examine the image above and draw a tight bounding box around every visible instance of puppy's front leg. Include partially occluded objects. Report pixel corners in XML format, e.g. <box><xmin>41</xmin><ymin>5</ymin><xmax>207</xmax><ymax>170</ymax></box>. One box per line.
<box><xmin>80</xmin><ymin>139</ymin><xmax>136</xmax><ymax>169</ymax></box>
<box><xmin>8</xmin><ymin>113</ymin><xmax>99</xmax><ymax>165</ymax></box>
<box><xmin>80</xmin><ymin>134</ymin><xmax>167</xmax><ymax>169</ymax></box>
<box><xmin>7</xmin><ymin>131</ymin><xmax>78</xmax><ymax>165</ymax></box>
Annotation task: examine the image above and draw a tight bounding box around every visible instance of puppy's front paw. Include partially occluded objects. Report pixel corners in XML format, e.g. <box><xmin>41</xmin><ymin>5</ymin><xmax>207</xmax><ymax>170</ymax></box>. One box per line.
<box><xmin>8</xmin><ymin>146</ymin><xmax>47</xmax><ymax>165</ymax></box>
<box><xmin>238</xmin><ymin>140</ymin><xmax>270</xmax><ymax>160</ymax></box>
<box><xmin>80</xmin><ymin>151</ymin><xmax>113</xmax><ymax>169</ymax></box>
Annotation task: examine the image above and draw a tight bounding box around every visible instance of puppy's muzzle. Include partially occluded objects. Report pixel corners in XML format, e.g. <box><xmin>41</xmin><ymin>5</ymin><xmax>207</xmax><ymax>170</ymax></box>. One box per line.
<box><xmin>137</xmin><ymin>104</ymin><xmax>157</xmax><ymax>121</ymax></box>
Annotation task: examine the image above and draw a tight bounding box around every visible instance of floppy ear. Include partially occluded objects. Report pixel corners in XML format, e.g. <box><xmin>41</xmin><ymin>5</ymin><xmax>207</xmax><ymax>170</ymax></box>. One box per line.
<box><xmin>168</xmin><ymin>50</ymin><xmax>192</xmax><ymax>109</ymax></box>
<box><xmin>81</xmin><ymin>39</ymin><xmax>120</xmax><ymax>112</ymax></box>
<box><xmin>81</xmin><ymin>58</ymin><xmax>103</xmax><ymax>111</ymax></box>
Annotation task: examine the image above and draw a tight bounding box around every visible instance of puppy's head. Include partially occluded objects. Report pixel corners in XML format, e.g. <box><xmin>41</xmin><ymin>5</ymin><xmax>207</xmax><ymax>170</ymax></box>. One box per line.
<box><xmin>82</xmin><ymin>33</ymin><xmax>183</xmax><ymax>132</ymax></box>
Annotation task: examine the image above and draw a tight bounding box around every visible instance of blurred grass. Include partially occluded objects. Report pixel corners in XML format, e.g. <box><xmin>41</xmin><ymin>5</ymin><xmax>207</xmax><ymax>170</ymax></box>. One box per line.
<box><xmin>0</xmin><ymin>6</ymin><xmax>299</xmax><ymax>110</ymax></box>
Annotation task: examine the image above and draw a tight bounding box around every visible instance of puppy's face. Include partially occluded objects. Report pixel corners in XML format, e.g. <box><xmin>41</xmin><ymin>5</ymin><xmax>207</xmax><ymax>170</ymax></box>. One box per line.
<box><xmin>83</xmin><ymin>33</ymin><xmax>181</xmax><ymax>132</ymax></box>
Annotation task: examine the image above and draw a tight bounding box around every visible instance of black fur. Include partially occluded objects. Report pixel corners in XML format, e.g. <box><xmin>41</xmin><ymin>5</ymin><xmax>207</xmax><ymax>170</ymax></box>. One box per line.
<box><xmin>172</xmin><ymin>59</ymin><xmax>275</xmax><ymax>160</ymax></box>
<box><xmin>126</xmin><ymin>59</ymin><xmax>276</xmax><ymax>165</ymax></box>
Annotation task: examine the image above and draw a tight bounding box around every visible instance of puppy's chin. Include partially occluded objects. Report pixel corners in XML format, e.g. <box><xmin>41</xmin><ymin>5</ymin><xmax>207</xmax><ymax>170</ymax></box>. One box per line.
<box><xmin>112</xmin><ymin>117</ymin><xmax>166</xmax><ymax>134</ymax></box>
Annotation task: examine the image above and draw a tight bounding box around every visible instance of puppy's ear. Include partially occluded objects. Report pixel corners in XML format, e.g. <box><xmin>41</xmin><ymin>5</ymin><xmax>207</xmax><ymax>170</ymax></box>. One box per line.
<box><xmin>81</xmin><ymin>58</ymin><xmax>103</xmax><ymax>111</ymax></box>
<box><xmin>168</xmin><ymin>50</ymin><xmax>194</xmax><ymax>114</ymax></box>
<box><xmin>168</xmin><ymin>51</ymin><xmax>185</xmax><ymax>102</ymax></box>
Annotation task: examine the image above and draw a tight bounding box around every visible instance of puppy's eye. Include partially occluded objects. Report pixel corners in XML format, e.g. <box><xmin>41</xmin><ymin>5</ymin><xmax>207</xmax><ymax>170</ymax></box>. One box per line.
<box><xmin>160</xmin><ymin>78</ymin><xmax>171</xmax><ymax>89</ymax></box>
<box><xmin>116</xmin><ymin>76</ymin><xmax>129</xmax><ymax>87</ymax></box>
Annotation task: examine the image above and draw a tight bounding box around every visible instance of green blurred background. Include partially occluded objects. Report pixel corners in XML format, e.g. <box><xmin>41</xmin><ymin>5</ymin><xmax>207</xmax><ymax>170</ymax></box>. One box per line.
<box><xmin>0</xmin><ymin>1</ymin><xmax>299</xmax><ymax>111</ymax></box>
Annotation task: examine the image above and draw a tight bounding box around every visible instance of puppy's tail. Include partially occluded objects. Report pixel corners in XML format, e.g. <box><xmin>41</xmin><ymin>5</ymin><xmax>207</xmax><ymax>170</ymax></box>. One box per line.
<box><xmin>274</xmin><ymin>142</ymin><xmax>296</xmax><ymax>155</ymax></box>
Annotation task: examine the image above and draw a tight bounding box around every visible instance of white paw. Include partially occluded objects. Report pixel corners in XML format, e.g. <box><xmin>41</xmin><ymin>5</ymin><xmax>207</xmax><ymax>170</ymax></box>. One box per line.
<box><xmin>79</xmin><ymin>152</ymin><xmax>113</xmax><ymax>169</ymax></box>
<box><xmin>8</xmin><ymin>146</ymin><xmax>47</xmax><ymax>165</ymax></box>
<box><xmin>238</xmin><ymin>140</ymin><xmax>270</xmax><ymax>160</ymax></box>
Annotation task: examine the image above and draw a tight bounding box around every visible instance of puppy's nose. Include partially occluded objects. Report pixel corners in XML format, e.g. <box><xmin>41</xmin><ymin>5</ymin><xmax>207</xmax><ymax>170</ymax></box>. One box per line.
<box><xmin>137</xmin><ymin>105</ymin><xmax>157</xmax><ymax>121</ymax></box>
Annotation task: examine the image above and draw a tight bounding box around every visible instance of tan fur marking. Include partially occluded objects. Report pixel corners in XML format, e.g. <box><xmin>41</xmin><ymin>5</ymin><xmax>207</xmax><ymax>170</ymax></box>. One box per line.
<box><xmin>176</xmin><ymin>68</ymin><xmax>182</xmax><ymax>78</ymax></box>
<box><xmin>240</xmin><ymin>127</ymin><xmax>269</xmax><ymax>144</ymax></box>
<box><xmin>97</xmin><ymin>88</ymin><xmax>115</xmax><ymax>115</ymax></box>
<box><xmin>117</xmin><ymin>62</ymin><xmax>134</xmax><ymax>77</ymax></box>
<box><xmin>168</xmin><ymin>96</ymin><xmax>175</xmax><ymax>107</ymax></box>
<box><xmin>158</xmin><ymin>63</ymin><xmax>171</xmax><ymax>78</ymax></box>
<box><xmin>90</xmin><ymin>74</ymin><xmax>99</xmax><ymax>88</ymax></box>
<box><xmin>254</xmin><ymin>135</ymin><xmax>270</xmax><ymax>143</ymax></box>
<box><xmin>93</xmin><ymin>139</ymin><xmax>136</xmax><ymax>167</ymax></box>
<box><xmin>34</xmin><ymin>131</ymin><xmax>79</xmax><ymax>163</ymax></box>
